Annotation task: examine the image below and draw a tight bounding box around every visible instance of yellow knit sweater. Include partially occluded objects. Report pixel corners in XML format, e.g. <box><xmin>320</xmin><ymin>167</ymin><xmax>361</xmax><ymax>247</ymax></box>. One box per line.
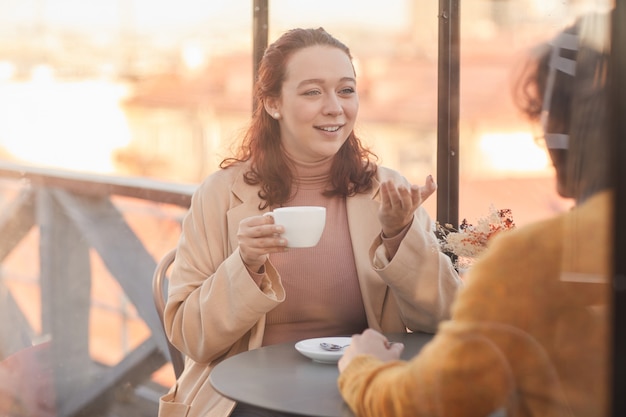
<box><xmin>338</xmin><ymin>191</ymin><xmax>612</xmax><ymax>417</ymax></box>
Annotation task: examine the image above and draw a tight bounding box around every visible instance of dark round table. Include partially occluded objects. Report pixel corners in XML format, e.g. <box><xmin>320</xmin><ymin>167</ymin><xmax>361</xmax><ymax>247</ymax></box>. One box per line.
<box><xmin>209</xmin><ymin>332</ymin><xmax>434</xmax><ymax>417</ymax></box>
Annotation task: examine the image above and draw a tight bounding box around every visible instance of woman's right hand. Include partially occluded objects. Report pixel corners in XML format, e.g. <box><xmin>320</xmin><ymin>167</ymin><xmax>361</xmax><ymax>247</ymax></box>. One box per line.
<box><xmin>237</xmin><ymin>215</ymin><xmax>287</xmax><ymax>272</ymax></box>
<box><xmin>338</xmin><ymin>329</ymin><xmax>404</xmax><ymax>373</ymax></box>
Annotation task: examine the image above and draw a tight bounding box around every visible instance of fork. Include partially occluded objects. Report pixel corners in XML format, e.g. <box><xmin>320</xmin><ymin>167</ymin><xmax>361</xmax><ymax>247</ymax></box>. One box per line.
<box><xmin>319</xmin><ymin>342</ymin><xmax>350</xmax><ymax>351</ymax></box>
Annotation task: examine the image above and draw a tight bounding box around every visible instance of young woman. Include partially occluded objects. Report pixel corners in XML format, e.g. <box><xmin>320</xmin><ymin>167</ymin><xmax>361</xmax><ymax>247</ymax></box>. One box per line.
<box><xmin>158</xmin><ymin>27</ymin><xmax>461</xmax><ymax>417</ymax></box>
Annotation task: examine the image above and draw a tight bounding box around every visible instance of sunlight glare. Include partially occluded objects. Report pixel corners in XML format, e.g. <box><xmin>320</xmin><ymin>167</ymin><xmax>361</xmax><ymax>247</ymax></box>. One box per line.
<box><xmin>0</xmin><ymin>60</ymin><xmax>16</xmax><ymax>82</ymax></box>
<box><xmin>31</xmin><ymin>64</ymin><xmax>56</xmax><ymax>83</ymax></box>
<box><xmin>181</xmin><ymin>40</ymin><xmax>207</xmax><ymax>71</ymax></box>
<box><xmin>0</xmin><ymin>80</ymin><xmax>132</xmax><ymax>173</ymax></box>
<box><xmin>478</xmin><ymin>132</ymin><xmax>551</xmax><ymax>174</ymax></box>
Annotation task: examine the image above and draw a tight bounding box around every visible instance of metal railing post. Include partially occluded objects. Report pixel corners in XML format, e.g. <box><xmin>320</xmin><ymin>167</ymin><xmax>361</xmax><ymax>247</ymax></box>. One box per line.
<box><xmin>252</xmin><ymin>0</ymin><xmax>269</xmax><ymax>113</ymax></box>
<box><xmin>436</xmin><ymin>0</ymin><xmax>460</xmax><ymax>228</ymax></box>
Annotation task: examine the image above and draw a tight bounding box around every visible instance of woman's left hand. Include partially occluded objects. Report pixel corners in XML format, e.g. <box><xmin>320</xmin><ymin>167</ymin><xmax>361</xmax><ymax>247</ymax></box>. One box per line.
<box><xmin>379</xmin><ymin>175</ymin><xmax>437</xmax><ymax>237</ymax></box>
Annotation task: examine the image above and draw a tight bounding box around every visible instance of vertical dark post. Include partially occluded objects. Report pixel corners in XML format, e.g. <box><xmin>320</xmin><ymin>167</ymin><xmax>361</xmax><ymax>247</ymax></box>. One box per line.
<box><xmin>436</xmin><ymin>0</ymin><xmax>460</xmax><ymax>227</ymax></box>
<box><xmin>252</xmin><ymin>0</ymin><xmax>269</xmax><ymax>113</ymax></box>
<box><xmin>611</xmin><ymin>4</ymin><xmax>626</xmax><ymax>417</ymax></box>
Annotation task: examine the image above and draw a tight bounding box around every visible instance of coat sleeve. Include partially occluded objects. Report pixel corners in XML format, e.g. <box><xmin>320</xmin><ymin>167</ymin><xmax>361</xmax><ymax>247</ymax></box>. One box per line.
<box><xmin>369</xmin><ymin>168</ymin><xmax>462</xmax><ymax>332</ymax></box>
<box><xmin>163</xmin><ymin>173</ymin><xmax>285</xmax><ymax>364</ymax></box>
<box><xmin>337</xmin><ymin>320</ymin><xmax>522</xmax><ymax>417</ymax></box>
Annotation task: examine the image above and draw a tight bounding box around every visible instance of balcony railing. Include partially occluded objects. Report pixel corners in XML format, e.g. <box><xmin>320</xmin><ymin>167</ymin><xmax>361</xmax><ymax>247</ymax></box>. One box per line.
<box><xmin>0</xmin><ymin>159</ymin><xmax>195</xmax><ymax>416</ymax></box>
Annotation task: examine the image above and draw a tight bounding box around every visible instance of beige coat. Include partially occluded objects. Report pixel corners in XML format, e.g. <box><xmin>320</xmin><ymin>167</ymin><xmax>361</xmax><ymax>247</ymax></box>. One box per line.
<box><xmin>158</xmin><ymin>162</ymin><xmax>461</xmax><ymax>417</ymax></box>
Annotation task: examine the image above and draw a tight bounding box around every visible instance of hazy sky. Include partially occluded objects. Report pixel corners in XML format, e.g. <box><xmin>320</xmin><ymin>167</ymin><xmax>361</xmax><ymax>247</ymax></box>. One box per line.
<box><xmin>0</xmin><ymin>0</ymin><xmax>410</xmax><ymax>33</ymax></box>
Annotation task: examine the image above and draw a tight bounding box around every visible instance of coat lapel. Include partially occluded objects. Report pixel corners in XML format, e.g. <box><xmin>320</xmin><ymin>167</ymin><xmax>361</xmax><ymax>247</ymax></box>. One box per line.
<box><xmin>345</xmin><ymin>175</ymin><xmax>388</xmax><ymax>326</ymax></box>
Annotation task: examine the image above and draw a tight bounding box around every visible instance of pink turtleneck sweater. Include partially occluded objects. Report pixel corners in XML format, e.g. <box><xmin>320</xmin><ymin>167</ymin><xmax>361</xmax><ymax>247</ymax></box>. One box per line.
<box><xmin>260</xmin><ymin>157</ymin><xmax>366</xmax><ymax>345</ymax></box>
<box><xmin>260</xmin><ymin>157</ymin><xmax>404</xmax><ymax>346</ymax></box>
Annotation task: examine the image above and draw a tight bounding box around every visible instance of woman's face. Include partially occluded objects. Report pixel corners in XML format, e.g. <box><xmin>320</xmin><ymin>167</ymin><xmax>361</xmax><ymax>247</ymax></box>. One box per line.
<box><xmin>269</xmin><ymin>45</ymin><xmax>358</xmax><ymax>163</ymax></box>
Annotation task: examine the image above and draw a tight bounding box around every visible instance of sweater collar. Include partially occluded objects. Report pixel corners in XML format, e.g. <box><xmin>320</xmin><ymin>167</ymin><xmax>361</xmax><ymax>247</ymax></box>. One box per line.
<box><xmin>286</xmin><ymin>154</ymin><xmax>333</xmax><ymax>189</ymax></box>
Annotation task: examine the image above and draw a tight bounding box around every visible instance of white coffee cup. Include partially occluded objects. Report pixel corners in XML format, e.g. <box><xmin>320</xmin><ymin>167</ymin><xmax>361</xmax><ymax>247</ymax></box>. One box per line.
<box><xmin>263</xmin><ymin>206</ymin><xmax>326</xmax><ymax>248</ymax></box>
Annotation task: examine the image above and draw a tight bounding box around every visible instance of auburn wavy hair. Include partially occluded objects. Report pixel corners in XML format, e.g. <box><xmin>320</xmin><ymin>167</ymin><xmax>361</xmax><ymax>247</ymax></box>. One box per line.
<box><xmin>220</xmin><ymin>27</ymin><xmax>378</xmax><ymax>210</ymax></box>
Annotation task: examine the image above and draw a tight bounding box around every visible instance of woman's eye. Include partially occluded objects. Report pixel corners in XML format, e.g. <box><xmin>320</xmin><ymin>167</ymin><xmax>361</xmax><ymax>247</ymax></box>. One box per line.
<box><xmin>303</xmin><ymin>90</ymin><xmax>321</xmax><ymax>96</ymax></box>
<box><xmin>339</xmin><ymin>87</ymin><xmax>355</xmax><ymax>95</ymax></box>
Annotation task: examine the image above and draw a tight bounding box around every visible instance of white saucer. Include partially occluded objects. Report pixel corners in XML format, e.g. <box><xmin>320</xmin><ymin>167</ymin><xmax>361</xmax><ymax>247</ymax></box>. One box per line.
<box><xmin>294</xmin><ymin>337</ymin><xmax>351</xmax><ymax>364</ymax></box>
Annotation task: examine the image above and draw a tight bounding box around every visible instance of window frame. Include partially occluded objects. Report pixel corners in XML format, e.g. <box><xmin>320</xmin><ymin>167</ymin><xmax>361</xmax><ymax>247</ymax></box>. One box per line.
<box><xmin>611</xmin><ymin>2</ymin><xmax>625</xmax><ymax>415</ymax></box>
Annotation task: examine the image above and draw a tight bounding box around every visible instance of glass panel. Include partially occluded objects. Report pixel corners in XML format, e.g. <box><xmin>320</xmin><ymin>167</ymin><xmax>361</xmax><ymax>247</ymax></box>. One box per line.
<box><xmin>452</xmin><ymin>1</ymin><xmax>613</xmax><ymax>416</ymax></box>
<box><xmin>0</xmin><ymin>1</ymin><xmax>252</xmax><ymax>415</ymax></box>
<box><xmin>458</xmin><ymin>0</ymin><xmax>611</xmax><ymax>228</ymax></box>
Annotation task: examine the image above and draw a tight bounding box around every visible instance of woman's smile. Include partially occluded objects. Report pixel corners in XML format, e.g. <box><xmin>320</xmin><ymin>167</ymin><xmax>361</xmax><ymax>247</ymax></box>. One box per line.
<box><xmin>316</xmin><ymin>124</ymin><xmax>343</xmax><ymax>133</ymax></box>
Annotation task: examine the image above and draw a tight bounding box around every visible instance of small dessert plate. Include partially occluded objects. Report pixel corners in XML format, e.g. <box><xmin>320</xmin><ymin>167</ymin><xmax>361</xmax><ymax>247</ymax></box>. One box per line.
<box><xmin>295</xmin><ymin>337</ymin><xmax>351</xmax><ymax>364</ymax></box>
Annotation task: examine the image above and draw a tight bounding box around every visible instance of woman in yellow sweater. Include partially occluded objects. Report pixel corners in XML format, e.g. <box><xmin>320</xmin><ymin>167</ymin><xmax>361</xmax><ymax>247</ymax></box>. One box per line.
<box><xmin>338</xmin><ymin>12</ymin><xmax>612</xmax><ymax>417</ymax></box>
